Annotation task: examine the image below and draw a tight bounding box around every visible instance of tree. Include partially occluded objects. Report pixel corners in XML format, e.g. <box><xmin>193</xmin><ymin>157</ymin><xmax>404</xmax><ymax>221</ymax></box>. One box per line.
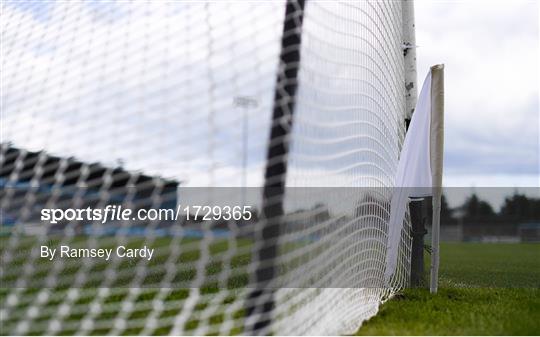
<box><xmin>461</xmin><ymin>193</ymin><xmax>495</xmax><ymax>222</ymax></box>
<box><xmin>440</xmin><ymin>194</ymin><xmax>456</xmax><ymax>225</ymax></box>
<box><xmin>426</xmin><ymin>193</ymin><xmax>457</xmax><ymax>226</ymax></box>
<box><xmin>500</xmin><ymin>192</ymin><xmax>540</xmax><ymax>222</ymax></box>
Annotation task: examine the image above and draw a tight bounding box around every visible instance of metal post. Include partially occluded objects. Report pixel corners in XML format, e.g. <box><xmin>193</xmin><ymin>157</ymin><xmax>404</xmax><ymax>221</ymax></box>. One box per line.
<box><xmin>246</xmin><ymin>0</ymin><xmax>306</xmax><ymax>333</ymax></box>
<box><xmin>429</xmin><ymin>64</ymin><xmax>445</xmax><ymax>293</ymax></box>
<box><xmin>403</xmin><ymin>0</ymin><xmax>418</xmax><ymax>123</ymax></box>
<box><xmin>402</xmin><ymin>0</ymin><xmax>424</xmax><ymax>287</ymax></box>
<box><xmin>409</xmin><ymin>199</ymin><xmax>426</xmax><ymax>286</ymax></box>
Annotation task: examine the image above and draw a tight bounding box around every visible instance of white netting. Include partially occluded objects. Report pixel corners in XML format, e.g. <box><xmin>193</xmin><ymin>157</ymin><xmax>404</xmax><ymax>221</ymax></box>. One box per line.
<box><xmin>276</xmin><ymin>2</ymin><xmax>410</xmax><ymax>334</ymax></box>
<box><xmin>1</xmin><ymin>1</ymin><xmax>411</xmax><ymax>335</ymax></box>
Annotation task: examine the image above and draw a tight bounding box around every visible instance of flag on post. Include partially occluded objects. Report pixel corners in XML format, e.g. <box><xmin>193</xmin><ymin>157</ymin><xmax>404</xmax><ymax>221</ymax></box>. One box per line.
<box><xmin>385</xmin><ymin>65</ymin><xmax>444</xmax><ymax>293</ymax></box>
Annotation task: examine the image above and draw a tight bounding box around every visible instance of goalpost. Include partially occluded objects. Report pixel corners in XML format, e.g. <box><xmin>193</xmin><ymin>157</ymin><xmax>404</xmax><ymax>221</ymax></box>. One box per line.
<box><xmin>1</xmin><ymin>1</ymin><xmax>417</xmax><ymax>335</ymax></box>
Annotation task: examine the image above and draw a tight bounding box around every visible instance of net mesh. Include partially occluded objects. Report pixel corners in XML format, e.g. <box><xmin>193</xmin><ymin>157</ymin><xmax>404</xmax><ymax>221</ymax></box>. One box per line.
<box><xmin>1</xmin><ymin>1</ymin><xmax>411</xmax><ymax>335</ymax></box>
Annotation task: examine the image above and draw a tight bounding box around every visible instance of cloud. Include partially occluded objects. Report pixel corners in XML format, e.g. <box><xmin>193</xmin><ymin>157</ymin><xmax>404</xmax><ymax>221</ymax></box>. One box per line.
<box><xmin>2</xmin><ymin>1</ymin><xmax>409</xmax><ymax>190</ymax></box>
<box><xmin>3</xmin><ymin>1</ymin><xmax>537</xmax><ymax>189</ymax></box>
<box><xmin>415</xmin><ymin>0</ymin><xmax>539</xmax><ymax>183</ymax></box>
<box><xmin>1</xmin><ymin>2</ymin><xmax>284</xmax><ymax>186</ymax></box>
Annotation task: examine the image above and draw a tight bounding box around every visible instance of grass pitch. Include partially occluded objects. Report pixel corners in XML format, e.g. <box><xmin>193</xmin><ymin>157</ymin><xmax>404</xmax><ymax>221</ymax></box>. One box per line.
<box><xmin>357</xmin><ymin>243</ymin><xmax>540</xmax><ymax>335</ymax></box>
<box><xmin>2</xmin><ymin>236</ymin><xmax>539</xmax><ymax>335</ymax></box>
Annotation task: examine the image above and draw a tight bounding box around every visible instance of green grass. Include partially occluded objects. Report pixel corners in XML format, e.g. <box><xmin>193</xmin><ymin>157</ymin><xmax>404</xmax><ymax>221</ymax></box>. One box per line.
<box><xmin>0</xmin><ymin>235</ymin><xmax>250</xmax><ymax>335</ymax></box>
<box><xmin>2</xmin><ymin>235</ymin><xmax>539</xmax><ymax>335</ymax></box>
<box><xmin>439</xmin><ymin>243</ymin><xmax>540</xmax><ymax>288</ymax></box>
<box><xmin>357</xmin><ymin>243</ymin><xmax>540</xmax><ymax>335</ymax></box>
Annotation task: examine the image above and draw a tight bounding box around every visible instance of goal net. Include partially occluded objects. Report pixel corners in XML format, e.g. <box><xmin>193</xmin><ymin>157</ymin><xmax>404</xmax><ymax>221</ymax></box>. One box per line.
<box><xmin>1</xmin><ymin>1</ymin><xmax>411</xmax><ymax>335</ymax></box>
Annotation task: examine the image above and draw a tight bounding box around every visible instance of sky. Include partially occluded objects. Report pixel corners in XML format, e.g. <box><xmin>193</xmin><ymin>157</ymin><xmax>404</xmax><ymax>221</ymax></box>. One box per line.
<box><xmin>2</xmin><ymin>1</ymin><xmax>539</xmax><ymax>209</ymax></box>
<box><xmin>415</xmin><ymin>0</ymin><xmax>539</xmax><ymax>188</ymax></box>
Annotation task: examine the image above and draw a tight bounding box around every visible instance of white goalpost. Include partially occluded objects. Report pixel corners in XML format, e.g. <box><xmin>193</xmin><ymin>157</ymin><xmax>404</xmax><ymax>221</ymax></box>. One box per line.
<box><xmin>1</xmin><ymin>1</ymin><xmax>418</xmax><ymax>335</ymax></box>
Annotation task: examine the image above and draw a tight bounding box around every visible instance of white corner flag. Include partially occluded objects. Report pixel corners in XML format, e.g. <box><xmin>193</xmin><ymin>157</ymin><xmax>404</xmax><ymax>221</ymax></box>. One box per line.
<box><xmin>385</xmin><ymin>64</ymin><xmax>444</xmax><ymax>293</ymax></box>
